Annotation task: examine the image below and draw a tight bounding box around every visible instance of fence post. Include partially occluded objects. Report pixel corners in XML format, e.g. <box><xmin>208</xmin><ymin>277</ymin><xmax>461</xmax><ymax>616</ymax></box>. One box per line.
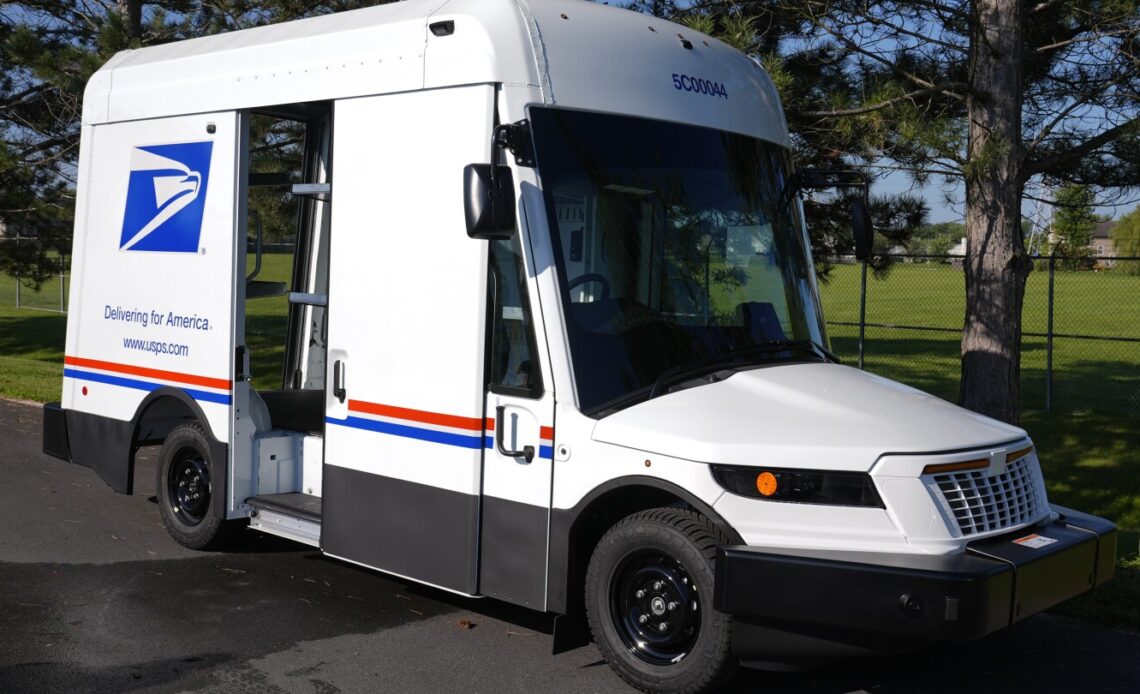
<box><xmin>59</xmin><ymin>257</ymin><xmax>66</xmax><ymax>312</ymax></box>
<box><xmin>858</xmin><ymin>259</ymin><xmax>868</xmax><ymax>369</ymax></box>
<box><xmin>14</xmin><ymin>274</ymin><xmax>20</xmax><ymax>309</ymax></box>
<box><xmin>1045</xmin><ymin>254</ymin><xmax>1055</xmax><ymax>413</ymax></box>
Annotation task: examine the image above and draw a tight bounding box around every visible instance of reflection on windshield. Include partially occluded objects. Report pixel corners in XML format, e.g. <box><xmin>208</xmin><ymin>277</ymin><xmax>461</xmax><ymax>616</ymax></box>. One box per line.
<box><xmin>530</xmin><ymin>107</ymin><xmax>827</xmax><ymax>415</ymax></box>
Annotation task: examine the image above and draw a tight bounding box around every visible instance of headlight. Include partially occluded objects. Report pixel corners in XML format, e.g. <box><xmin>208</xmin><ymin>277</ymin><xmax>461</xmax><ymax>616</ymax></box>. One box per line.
<box><xmin>710</xmin><ymin>465</ymin><xmax>883</xmax><ymax>508</ymax></box>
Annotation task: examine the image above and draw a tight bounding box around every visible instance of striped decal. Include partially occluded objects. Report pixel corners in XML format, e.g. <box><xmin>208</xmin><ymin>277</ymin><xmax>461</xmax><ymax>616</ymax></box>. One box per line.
<box><xmin>65</xmin><ymin>356</ymin><xmax>231</xmax><ymax>390</ymax></box>
<box><xmin>63</xmin><ymin>356</ymin><xmax>232</xmax><ymax>405</ymax></box>
<box><xmin>328</xmin><ymin>399</ymin><xmax>553</xmax><ymax>458</ymax></box>
<box><xmin>328</xmin><ymin>399</ymin><xmax>490</xmax><ymax>450</ymax></box>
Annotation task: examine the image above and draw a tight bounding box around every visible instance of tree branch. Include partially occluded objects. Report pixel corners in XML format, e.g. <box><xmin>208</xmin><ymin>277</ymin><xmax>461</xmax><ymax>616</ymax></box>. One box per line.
<box><xmin>792</xmin><ymin>83</ymin><xmax>969</xmax><ymax>117</ymax></box>
<box><xmin>1025</xmin><ymin>117</ymin><xmax>1140</xmax><ymax>176</ymax></box>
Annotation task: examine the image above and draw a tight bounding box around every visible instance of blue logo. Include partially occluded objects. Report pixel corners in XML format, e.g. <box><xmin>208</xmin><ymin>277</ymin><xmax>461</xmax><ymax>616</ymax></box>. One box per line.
<box><xmin>119</xmin><ymin>141</ymin><xmax>213</xmax><ymax>252</ymax></box>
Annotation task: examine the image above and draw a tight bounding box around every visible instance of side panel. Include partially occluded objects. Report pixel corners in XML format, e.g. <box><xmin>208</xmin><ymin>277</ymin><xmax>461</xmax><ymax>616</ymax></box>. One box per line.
<box><xmin>322</xmin><ymin>86</ymin><xmax>494</xmax><ymax>594</ymax></box>
<box><xmin>62</xmin><ymin>113</ymin><xmax>239</xmax><ymax>489</ymax></box>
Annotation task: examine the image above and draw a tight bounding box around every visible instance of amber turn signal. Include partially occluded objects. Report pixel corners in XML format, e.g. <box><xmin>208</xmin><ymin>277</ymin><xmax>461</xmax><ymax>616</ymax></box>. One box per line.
<box><xmin>921</xmin><ymin>459</ymin><xmax>989</xmax><ymax>476</ymax></box>
<box><xmin>756</xmin><ymin>471</ymin><xmax>778</xmax><ymax>497</ymax></box>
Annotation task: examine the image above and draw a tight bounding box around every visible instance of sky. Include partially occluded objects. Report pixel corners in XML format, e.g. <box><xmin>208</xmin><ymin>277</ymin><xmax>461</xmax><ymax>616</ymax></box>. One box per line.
<box><xmin>876</xmin><ymin>170</ymin><xmax>1140</xmax><ymax>229</ymax></box>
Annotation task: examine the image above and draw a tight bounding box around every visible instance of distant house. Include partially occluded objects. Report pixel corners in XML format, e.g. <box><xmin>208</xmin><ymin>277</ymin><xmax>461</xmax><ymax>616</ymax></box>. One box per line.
<box><xmin>1091</xmin><ymin>220</ymin><xmax>1116</xmax><ymax>259</ymax></box>
<box><xmin>1042</xmin><ymin>219</ymin><xmax>1117</xmax><ymax>267</ymax></box>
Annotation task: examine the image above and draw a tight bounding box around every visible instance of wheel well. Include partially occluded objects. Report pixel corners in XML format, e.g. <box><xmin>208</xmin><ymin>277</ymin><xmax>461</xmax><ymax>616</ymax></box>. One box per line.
<box><xmin>126</xmin><ymin>389</ymin><xmax>211</xmax><ymax>496</ymax></box>
<box><xmin>133</xmin><ymin>394</ymin><xmax>198</xmax><ymax>447</ymax></box>
<box><xmin>130</xmin><ymin>388</ymin><xmax>228</xmax><ymax>519</ymax></box>
<box><xmin>557</xmin><ymin>481</ymin><xmax>741</xmax><ymax>618</ymax></box>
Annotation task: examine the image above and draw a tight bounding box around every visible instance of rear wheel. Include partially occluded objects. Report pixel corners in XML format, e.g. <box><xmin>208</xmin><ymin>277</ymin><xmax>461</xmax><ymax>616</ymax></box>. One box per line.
<box><xmin>586</xmin><ymin>508</ymin><xmax>736</xmax><ymax>694</ymax></box>
<box><xmin>157</xmin><ymin>421</ymin><xmax>231</xmax><ymax>550</ymax></box>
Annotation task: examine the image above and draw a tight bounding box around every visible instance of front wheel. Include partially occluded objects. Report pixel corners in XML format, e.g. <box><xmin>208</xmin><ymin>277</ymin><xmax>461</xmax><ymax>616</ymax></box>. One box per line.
<box><xmin>585</xmin><ymin>508</ymin><xmax>736</xmax><ymax>694</ymax></box>
<box><xmin>157</xmin><ymin>421</ymin><xmax>231</xmax><ymax>550</ymax></box>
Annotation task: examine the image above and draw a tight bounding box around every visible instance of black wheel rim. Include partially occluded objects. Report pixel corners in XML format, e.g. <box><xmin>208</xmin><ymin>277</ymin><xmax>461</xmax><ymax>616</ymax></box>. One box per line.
<box><xmin>167</xmin><ymin>447</ymin><xmax>211</xmax><ymax>527</ymax></box>
<box><xmin>610</xmin><ymin>549</ymin><xmax>701</xmax><ymax>666</ymax></box>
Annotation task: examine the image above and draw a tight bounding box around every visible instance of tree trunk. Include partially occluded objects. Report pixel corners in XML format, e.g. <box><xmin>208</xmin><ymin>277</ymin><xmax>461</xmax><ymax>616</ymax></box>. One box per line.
<box><xmin>959</xmin><ymin>0</ymin><xmax>1031</xmax><ymax>424</ymax></box>
<box><xmin>117</xmin><ymin>0</ymin><xmax>142</xmax><ymax>41</ymax></box>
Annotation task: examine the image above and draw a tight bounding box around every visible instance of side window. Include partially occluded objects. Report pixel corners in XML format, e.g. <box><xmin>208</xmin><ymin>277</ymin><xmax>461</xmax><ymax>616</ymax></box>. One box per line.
<box><xmin>488</xmin><ymin>237</ymin><xmax>543</xmax><ymax>397</ymax></box>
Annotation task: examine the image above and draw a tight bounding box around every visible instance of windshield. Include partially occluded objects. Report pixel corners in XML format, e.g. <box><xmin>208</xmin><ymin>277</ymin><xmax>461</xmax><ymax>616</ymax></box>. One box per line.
<box><xmin>529</xmin><ymin>107</ymin><xmax>828</xmax><ymax>415</ymax></box>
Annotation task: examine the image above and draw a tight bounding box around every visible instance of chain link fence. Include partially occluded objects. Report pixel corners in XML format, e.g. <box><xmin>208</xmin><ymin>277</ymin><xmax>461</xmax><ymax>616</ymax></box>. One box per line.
<box><xmin>6</xmin><ymin>249</ymin><xmax>1138</xmax><ymax>414</ymax></box>
<box><xmin>2</xmin><ymin>256</ymin><xmax>69</xmax><ymax>313</ymax></box>
<box><xmin>818</xmin><ymin>254</ymin><xmax>1140</xmax><ymax>415</ymax></box>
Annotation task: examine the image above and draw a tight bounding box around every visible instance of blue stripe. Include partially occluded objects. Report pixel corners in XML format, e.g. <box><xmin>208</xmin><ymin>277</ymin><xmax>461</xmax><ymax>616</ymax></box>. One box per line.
<box><xmin>539</xmin><ymin>445</ymin><xmax>554</xmax><ymax>460</ymax></box>
<box><xmin>327</xmin><ymin>415</ymin><xmax>486</xmax><ymax>449</ymax></box>
<box><xmin>64</xmin><ymin>368</ymin><xmax>232</xmax><ymax>405</ymax></box>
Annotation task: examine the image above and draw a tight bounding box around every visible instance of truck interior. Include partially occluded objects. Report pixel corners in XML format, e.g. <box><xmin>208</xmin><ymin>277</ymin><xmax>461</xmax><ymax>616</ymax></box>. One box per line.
<box><xmin>243</xmin><ymin>101</ymin><xmax>331</xmax><ymax>433</ymax></box>
<box><xmin>239</xmin><ymin>101</ymin><xmax>332</xmax><ymax>525</ymax></box>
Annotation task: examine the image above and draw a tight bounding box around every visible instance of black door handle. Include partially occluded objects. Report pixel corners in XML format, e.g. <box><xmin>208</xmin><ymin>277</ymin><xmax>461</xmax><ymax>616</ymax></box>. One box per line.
<box><xmin>495</xmin><ymin>405</ymin><xmax>535</xmax><ymax>463</ymax></box>
<box><xmin>333</xmin><ymin>360</ymin><xmax>346</xmax><ymax>403</ymax></box>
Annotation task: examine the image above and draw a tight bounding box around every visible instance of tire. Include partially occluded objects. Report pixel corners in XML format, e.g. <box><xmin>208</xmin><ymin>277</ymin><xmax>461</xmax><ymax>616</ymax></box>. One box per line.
<box><xmin>585</xmin><ymin>508</ymin><xmax>737</xmax><ymax>694</ymax></box>
<box><xmin>156</xmin><ymin>421</ymin><xmax>231</xmax><ymax>550</ymax></box>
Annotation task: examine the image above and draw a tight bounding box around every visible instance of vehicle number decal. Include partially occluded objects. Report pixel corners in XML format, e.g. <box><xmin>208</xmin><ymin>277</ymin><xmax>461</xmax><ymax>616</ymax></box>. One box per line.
<box><xmin>1013</xmin><ymin>533</ymin><xmax>1058</xmax><ymax>549</ymax></box>
<box><xmin>672</xmin><ymin>73</ymin><xmax>728</xmax><ymax>99</ymax></box>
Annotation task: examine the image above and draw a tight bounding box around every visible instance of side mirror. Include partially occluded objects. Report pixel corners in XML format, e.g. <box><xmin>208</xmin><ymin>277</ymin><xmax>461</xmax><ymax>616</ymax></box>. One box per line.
<box><xmin>851</xmin><ymin>198</ymin><xmax>874</xmax><ymax>261</ymax></box>
<box><xmin>463</xmin><ymin>164</ymin><xmax>516</xmax><ymax>240</ymax></box>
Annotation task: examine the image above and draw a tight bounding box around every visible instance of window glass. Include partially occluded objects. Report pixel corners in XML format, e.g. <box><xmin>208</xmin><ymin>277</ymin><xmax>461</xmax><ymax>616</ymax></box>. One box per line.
<box><xmin>529</xmin><ymin>107</ymin><xmax>827</xmax><ymax>415</ymax></box>
<box><xmin>488</xmin><ymin>237</ymin><xmax>543</xmax><ymax>396</ymax></box>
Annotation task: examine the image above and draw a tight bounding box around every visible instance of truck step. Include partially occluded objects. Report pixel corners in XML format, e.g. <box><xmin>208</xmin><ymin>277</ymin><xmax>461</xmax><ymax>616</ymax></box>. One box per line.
<box><xmin>248</xmin><ymin>493</ymin><xmax>322</xmax><ymax>547</ymax></box>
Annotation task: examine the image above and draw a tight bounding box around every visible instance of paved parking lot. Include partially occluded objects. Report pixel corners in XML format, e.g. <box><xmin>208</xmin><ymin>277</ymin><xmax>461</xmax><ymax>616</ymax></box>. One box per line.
<box><xmin>2</xmin><ymin>398</ymin><xmax>1138</xmax><ymax>693</ymax></box>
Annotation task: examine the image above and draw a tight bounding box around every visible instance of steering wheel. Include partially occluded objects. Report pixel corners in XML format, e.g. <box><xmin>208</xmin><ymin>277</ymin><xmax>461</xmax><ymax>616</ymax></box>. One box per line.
<box><xmin>567</xmin><ymin>273</ymin><xmax>611</xmax><ymax>301</ymax></box>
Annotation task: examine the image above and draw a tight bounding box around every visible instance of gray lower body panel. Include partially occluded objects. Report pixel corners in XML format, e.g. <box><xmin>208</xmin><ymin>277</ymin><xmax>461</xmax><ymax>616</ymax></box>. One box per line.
<box><xmin>479</xmin><ymin>495</ymin><xmax>548</xmax><ymax>609</ymax></box>
<box><xmin>321</xmin><ymin>465</ymin><xmax>480</xmax><ymax>594</ymax></box>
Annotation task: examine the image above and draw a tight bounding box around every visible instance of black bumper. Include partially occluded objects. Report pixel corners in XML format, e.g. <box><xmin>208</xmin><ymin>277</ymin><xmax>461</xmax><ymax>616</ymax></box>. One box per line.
<box><xmin>715</xmin><ymin>505</ymin><xmax>1115</xmax><ymax>652</ymax></box>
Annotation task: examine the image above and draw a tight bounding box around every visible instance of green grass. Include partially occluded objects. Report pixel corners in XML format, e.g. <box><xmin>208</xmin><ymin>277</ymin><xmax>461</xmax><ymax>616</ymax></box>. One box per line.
<box><xmin>2</xmin><ymin>256</ymin><xmax>1137</xmax><ymax>630</ymax></box>
<box><xmin>244</xmin><ymin>252</ymin><xmax>293</xmax><ymax>390</ymax></box>
<box><xmin>820</xmin><ymin>262</ymin><xmax>1140</xmax><ymax>414</ymax></box>
<box><xmin>1023</xmin><ymin>411</ymin><xmax>1140</xmax><ymax>631</ymax></box>
<box><xmin>0</xmin><ymin>274</ymin><xmax>68</xmax><ymax>402</ymax></box>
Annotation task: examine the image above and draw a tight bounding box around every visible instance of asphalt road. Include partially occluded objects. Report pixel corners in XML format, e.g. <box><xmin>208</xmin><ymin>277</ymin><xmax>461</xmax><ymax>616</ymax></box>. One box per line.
<box><xmin>2</xmin><ymin>398</ymin><xmax>1138</xmax><ymax>693</ymax></box>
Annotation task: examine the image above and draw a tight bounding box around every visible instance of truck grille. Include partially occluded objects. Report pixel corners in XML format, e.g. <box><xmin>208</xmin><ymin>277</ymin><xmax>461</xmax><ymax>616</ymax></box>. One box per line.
<box><xmin>932</xmin><ymin>456</ymin><xmax>1041</xmax><ymax>536</ymax></box>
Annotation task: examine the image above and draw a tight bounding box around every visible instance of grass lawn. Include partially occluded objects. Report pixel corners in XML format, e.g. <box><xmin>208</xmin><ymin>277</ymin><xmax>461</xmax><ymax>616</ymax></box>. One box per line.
<box><xmin>2</xmin><ymin>256</ymin><xmax>1137</xmax><ymax>630</ymax></box>
<box><xmin>820</xmin><ymin>262</ymin><xmax>1140</xmax><ymax>414</ymax></box>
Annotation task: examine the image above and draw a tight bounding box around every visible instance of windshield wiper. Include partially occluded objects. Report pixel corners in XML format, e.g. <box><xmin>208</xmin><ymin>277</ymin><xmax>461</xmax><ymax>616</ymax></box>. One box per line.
<box><xmin>648</xmin><ymin>340</ymin><xmax>837</xmax><ymax>400</ymax></box>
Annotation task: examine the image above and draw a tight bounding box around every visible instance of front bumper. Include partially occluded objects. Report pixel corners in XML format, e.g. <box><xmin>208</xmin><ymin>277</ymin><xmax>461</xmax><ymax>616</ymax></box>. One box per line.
<box><xmin>714</xmin><ymin>505</ymin><xmax>1115</xmax><ymax>660</ymax></box>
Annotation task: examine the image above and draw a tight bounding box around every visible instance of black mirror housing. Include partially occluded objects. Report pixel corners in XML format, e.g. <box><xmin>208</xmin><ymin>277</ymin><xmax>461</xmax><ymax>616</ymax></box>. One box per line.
<box><xmin>464</xmin><ymin>164</ymin><xmax>516</xmax><ymax>240</ymax></box>
<box><xmin>851</xmin><ymin>198</ymin><xmax>874</xmax><ymax>261</ymax></box>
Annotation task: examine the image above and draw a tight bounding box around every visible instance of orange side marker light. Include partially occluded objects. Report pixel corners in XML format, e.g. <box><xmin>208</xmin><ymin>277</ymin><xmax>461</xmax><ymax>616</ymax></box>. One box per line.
<box><xmin>756</xmin><ymin>471</ymin><xmax>778</xmax><ymax>497</ymax></box>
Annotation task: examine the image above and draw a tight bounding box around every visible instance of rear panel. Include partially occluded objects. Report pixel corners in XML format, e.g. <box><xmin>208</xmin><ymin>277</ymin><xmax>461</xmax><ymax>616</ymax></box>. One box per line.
<box><xmin>63</xmin><ymin>112</ymin><xmax>239</xmax><ymax>443</ymax></box>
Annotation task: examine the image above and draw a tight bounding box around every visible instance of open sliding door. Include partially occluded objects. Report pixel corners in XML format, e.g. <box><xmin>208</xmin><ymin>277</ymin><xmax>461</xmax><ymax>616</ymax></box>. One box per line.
<box><xmin>322</xmin><ymin>86</ymin><xmax>494</xmax><ymax>593</ymax></box>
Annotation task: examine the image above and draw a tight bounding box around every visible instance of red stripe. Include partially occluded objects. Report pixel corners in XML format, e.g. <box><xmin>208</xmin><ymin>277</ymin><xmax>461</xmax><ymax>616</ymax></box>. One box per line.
<box><xmin>348</xmin><ymin>400</ymin><xmax>485</xmax><ymax>431</ymax></box>
<box><xmin>483</xmin><ymin>419</ymin><xmax>555</xmax><ymax>441</ymax></box>
<box><xmin>65</xmin><ymin>355</ymin><xmax>230</xmax><ymax>390</ymax></box>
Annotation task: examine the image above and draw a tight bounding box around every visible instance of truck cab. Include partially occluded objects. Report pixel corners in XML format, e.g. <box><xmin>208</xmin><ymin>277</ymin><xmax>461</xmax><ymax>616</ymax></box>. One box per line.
<box><xmin>42</xmin><ymin>2</ymin><xmax>1115</xmax><ymax>693</ymax></box>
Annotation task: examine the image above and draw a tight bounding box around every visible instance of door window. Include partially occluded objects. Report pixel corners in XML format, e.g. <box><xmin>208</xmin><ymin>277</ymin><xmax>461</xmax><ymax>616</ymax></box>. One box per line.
<box><xmin>488</xmin><ymin>237</ymin><xmax>543</xmax><ymax>397</ymax></box>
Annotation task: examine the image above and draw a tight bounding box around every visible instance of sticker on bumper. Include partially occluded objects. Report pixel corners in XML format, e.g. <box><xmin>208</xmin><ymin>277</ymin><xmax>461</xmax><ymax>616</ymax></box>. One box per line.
<box><xmin>1013</xmin><ymin>533</ymin><xmax>1058</xmax><ymax>549</ymax></box>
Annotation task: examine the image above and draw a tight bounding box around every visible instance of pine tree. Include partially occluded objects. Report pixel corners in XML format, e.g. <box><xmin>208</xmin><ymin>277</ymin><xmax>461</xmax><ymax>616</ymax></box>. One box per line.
<box><xmin>1050</xmin><ymin>184</ymin><xmax>1098</xmax><ymax>268</ymax></box>
<box><xmin>657</xmin><ymin>0</ymin><xmax>1139</xmax><ymax>423</ymax></box>
<box><xmin>0</xmin><ymin>1</ymin><xmax>385</xmax><ymax>284</ymax></box>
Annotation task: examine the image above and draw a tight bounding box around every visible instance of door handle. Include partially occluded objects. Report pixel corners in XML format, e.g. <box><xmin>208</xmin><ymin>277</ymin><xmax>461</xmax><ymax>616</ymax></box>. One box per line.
<box><xmin>333</xmin><ymin>360</ymin><xmax>346</xmax><ymax>403</ymax></box>
<box><xmin>495</xmin><ymin>405</ymin><xmax>535</xmax><ymax>463</ymax></box>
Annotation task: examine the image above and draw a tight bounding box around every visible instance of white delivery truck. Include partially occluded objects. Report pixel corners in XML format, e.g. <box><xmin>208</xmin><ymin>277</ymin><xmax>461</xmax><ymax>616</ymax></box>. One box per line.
<box><xmin>43</xmin><ymin>1</ymin><xmax>1116</xmax><ymax>692</ymax></box>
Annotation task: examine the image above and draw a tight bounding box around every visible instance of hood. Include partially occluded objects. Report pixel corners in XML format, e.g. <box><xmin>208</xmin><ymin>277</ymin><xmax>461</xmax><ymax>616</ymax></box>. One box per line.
<box><xmin>591</xmin><ymin>363</ymin><xmax>1025</xmax><ymax>471</ymax></box>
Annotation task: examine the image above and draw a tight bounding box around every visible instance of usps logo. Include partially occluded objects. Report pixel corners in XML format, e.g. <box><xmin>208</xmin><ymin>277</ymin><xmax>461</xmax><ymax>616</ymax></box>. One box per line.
<box><xmin>119</xmin><ymin>141</ymin><xmax>213</xmax><ymax>252</ymax></box>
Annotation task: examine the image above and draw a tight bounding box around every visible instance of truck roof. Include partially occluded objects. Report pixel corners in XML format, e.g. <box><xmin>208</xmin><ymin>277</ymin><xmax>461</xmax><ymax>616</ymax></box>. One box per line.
<box><xmin>83</xmin><ymin>0</ymin><xmax>788</xmax><ymax>146</ymax></box>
